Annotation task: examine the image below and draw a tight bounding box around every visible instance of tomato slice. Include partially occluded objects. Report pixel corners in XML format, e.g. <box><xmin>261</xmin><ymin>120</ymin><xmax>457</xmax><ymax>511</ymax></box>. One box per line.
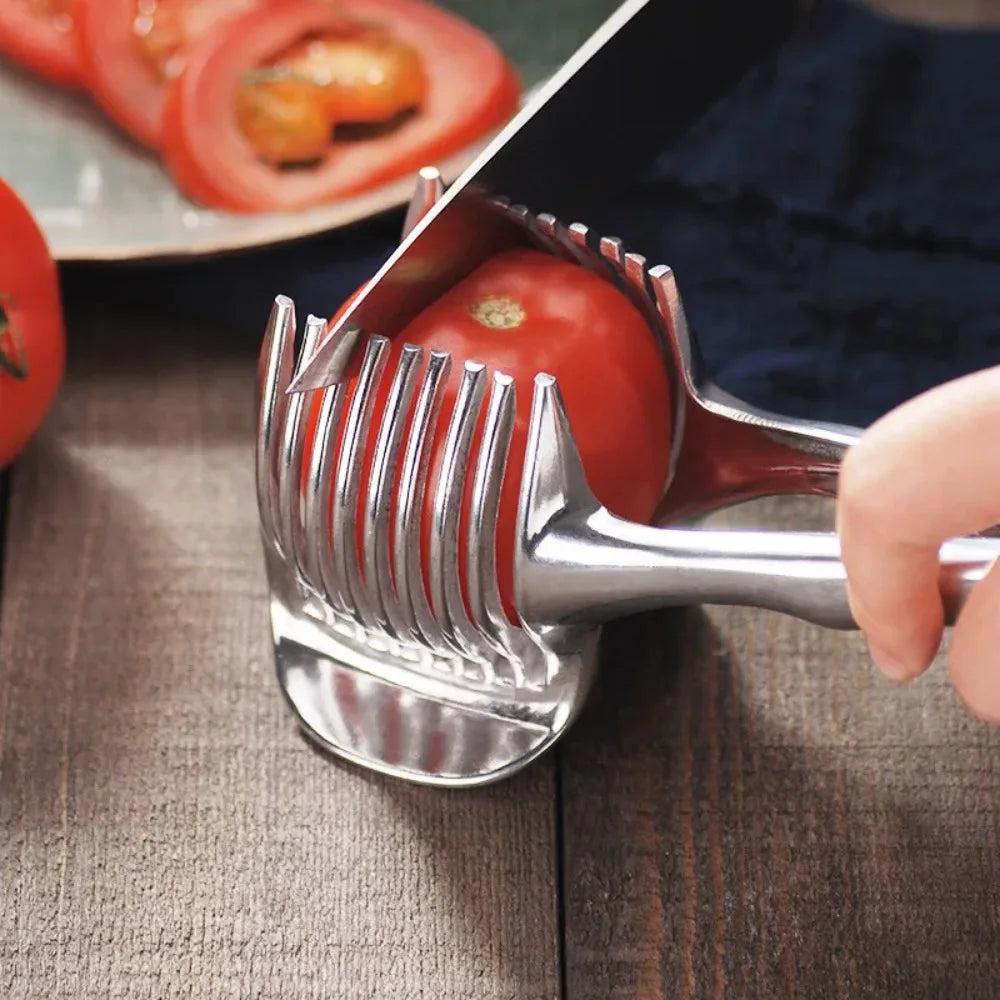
<box><xmin>307</xmin><ymin>248</ymin><xmax>675</xmax><ymax>622</ymax></box>
<box><xmin>0</xmin><ymin>0</ymin><xmax>82</xmax><ymax>88</ymax></box>
<box><xmin>76</xmin><ymin>0</ymin><xmax>258</xmax><ymax>148</ymax></box>
<box><xmin>162</xmin><ymin>0</ymin><xmax>521</xmax><ymax>211</ymax></box>
<box><xmin>0</xmin><ymin>178</ymin><xmax>65</xmax><ymax>469</ymax></box>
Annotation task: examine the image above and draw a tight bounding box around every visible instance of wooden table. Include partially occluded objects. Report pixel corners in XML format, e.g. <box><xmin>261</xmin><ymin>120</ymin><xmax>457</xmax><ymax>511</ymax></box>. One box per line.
<box><xmin>2</xmin><ymin>284</ymin><xmax>999</xmax><ymax>999</ymax></box>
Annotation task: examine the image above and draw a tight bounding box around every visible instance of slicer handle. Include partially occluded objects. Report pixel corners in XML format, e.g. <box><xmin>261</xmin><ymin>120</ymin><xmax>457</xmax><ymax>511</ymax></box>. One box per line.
<box><xmin>526</xmin><ymin>512</ymin><xmax>1000</xmax><ymax>630</ymax></box>
<box><xmin>660</xmin><ymin>384</ymin><xmax>859</xmax><ymax>521</ymax></box>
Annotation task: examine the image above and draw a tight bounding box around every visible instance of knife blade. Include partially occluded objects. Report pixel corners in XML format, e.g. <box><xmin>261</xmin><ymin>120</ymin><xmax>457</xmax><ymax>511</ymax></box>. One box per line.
<box><xmin>288</xmin><ymin>0</ymin><xmax>800</xmax><ymax>393</ymax></box>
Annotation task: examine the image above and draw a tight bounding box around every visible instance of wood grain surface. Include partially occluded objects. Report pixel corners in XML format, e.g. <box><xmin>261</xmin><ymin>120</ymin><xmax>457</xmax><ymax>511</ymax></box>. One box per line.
<box><xmin>559</xmin><ymin>501</ymin><xmax>1000</xmax><ymax>1000</ymax></box>
<box><xmin>0</xmin><ymin>296</ymin><xmax>560</xmax><ymax>999</ymax></box>
<box><xmin>5</xmin><ymin>297</ymin><xmax>999</xmax><ymax>999</ymax></box>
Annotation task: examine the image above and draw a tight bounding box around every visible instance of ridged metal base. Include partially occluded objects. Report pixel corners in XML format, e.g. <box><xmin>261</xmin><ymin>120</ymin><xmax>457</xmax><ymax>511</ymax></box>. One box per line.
<box><xmin>268</xmin><ymin>587</ymin><xmax>597</xmax><ymax>787</ymax></box>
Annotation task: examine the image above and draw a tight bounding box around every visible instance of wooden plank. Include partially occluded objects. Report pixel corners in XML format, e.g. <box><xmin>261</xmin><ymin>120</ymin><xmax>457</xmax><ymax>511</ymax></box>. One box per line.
<box><xmin>0</xmin><ymin>294</ymin><xmax>560</xmax><ymax>1000</ymax></box>
<box><xmin>560</xmin><ymin>497</ymin><xmax>1000</xmax><ymax>999</ymax></box>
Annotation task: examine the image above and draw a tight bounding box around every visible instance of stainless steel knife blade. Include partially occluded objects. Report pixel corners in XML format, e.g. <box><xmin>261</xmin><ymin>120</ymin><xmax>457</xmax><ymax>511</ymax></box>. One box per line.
<box><xmin>288</xmin><ymin>0</ymin><xmax>800</xmax><ymax>393</ymax></box>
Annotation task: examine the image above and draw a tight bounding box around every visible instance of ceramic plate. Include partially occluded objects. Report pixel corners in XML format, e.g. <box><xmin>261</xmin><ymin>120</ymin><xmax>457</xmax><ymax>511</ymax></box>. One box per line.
<box><xmin>0</xmin><ymin>0</ymin><xmax>621</xmax><ymax>262</ymax></box>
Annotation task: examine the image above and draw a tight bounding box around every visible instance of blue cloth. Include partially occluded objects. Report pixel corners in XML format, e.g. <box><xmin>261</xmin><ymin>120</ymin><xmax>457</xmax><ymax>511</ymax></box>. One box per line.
<box><xmin>91</xmin><ymin>0</ymin><xmax>1000</xmax><ymax>428</ymax></box>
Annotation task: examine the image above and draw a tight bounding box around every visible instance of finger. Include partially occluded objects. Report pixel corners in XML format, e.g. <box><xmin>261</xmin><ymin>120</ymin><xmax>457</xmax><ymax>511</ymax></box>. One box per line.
<box><xmin>836</xmin><ymin>365</ymin><xmax>1000</xmax><ymax>681</ymax></box>
<box><xmin>949</xmin><ymin>555</ymin><xmax>1000</xmax><ymax>723</ymax></box>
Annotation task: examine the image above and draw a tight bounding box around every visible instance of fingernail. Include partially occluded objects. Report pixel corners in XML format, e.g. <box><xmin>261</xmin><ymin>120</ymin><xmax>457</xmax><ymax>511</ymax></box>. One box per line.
<box><xmin>868</xmin><ymin>642</ymin><xmax>916</xmax><ymax>682</ymax></box>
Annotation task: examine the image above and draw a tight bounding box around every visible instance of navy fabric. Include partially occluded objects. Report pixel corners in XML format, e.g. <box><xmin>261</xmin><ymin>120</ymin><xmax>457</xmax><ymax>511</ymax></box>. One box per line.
<box><xmin>91</xmin><ymin>0</ymin><xmax>1000</xmax><ymax>428</ymax></box>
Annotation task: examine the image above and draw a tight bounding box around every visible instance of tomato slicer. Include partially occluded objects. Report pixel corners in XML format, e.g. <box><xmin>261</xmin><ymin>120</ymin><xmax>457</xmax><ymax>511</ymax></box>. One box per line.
<box><xmin>256</xmin><ymin>183</ymin><xmax>1000</xmax><ymax>787</ymax></box>
<box><xmin>255</xmin><ymin>0</ymin><xmax>1000</xmax><ymax>785</ymax></box>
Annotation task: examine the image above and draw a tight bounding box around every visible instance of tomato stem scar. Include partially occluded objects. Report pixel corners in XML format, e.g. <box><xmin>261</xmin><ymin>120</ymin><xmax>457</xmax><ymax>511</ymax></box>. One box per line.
<box><xmin>469</xmin><ymin>295</ymin><xmax>525</xmax><ymax>330</ymax></box>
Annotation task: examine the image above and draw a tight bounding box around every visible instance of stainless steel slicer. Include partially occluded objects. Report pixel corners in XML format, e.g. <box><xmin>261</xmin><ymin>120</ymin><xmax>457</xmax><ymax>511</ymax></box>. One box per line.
<box><xmin>255</xmin><ymin>0</ymin><xmax>1000</xmax><ymax>786</ymax></box>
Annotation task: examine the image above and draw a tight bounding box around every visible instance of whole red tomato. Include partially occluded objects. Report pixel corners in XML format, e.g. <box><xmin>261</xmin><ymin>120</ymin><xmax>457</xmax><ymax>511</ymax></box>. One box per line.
<box><xmin>0</xmin><ymin>179</ymin><xmax>65</xmax><ymax>469</ymax></box>
<box><xmin>311</xmin><ymin>246</ymin><xmax>674</xmax><ymax>623</ymax></box>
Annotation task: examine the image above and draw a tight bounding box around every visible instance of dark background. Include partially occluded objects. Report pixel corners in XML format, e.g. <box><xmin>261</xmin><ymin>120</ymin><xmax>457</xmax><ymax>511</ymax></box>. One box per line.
<box><xmin>65</xmin><ymin>0</ymin><xmax>1000</xmax><ymax>429</ymax></box>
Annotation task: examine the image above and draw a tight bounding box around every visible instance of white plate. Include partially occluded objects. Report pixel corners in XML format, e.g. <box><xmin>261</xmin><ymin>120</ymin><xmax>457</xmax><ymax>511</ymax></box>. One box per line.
<box><xmin>0</xmin><ymin>60</ymin><xmax>516</xmax><ymax>262</ymax></box>
<box><xmin>0</xmin><ymin>1</ymin><xmax>621</xmax><ymax>262</ymax></box>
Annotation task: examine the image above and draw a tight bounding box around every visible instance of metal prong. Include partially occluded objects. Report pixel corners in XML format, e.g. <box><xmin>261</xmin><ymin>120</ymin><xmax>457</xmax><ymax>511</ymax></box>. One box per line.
<box><xmin>401</xmin><ymin>166</ymin><xmax>443</xmax><ymax>240</ymax></box>
<box><xmin>278</xmin><ymin>314</ymin><xmax>327</xmax><ymax>588</ymax></box>
<box><xmin>331</xmin><ymin>335</ymin><xmax>390</xmax><ymax>628</ymax></box>
<box><xmin>286</xmin><ymin>322</ymin><xmax>364</xmax><ymax>394</ymax></box>
<box><xmin>565</xmin><ymin>222</ymin><xmax>617</xmax><ymax>281</ymax></box>
<box><xmin>597</xmin><ymin>237</ymin><xmax>657</xmax><ymax>326</ymax></box>
<box><xmin>515</xmin><ymin>373</ymin><xmax>593</xmax><ymax>624</ymax></box>
<box><xmin>548</xmin><ymin>220</ymin><xmax>598</xmax><ymax>270</ymax></box>
<box><xmin>597</xmin><ymin>235</ymin><xmax>637</xmax><ymax>298</ymax></box>
<box><xmin>530</xmin><ymin>213</ymin><xmax>575</xmax><ymax>260</ymax></box>
<box><xmin>257</xmin><ymin>296</ymin><xmax>296</xmax><ymax>557</ymax></box>
<box><xmin>304</xmin><ymin>381</ymin><xmax>349</xmax><ymax>613</ymax></box>
<box><xmin>504</xmin><ymin>203</ymin><xmax>532</xmax><ymax>228</ymax></box>
<box><xmin>649</xmin><ymin>264</ymin><xmax>694</xmax><ymax>365</ymax></box>
<box><xmin>502</xmin><ymin>203</ymin><xmax>565</xmax><ymax>258</ymax></box>
<box><xmin>429</xmin><ymin>361</ymin><xmax>489</xmax><ymax>657</ymax></box>
<box><xmin>363</xmin><ymin>343</ymin><xmax>423</xmax><ymax>636</ymax></box>
<box><xmin>567</xmin><ymin>221</ymin><xmax>591</xmax><ymax>253</ymax></box>
<box><xmin>519</xmin><ymin>209</ymin><xmax>559</xmax><ymax>257</ymax></box>
<box><xmin>396</xmin><ymin>350</ymin><xmax>452</xmax><ymax>649</ymax></box>
<box><xmin>291</xmin><ymin>314</ymin><xmax>328</xmax><ymax>382</ymax></box>
<box><xmin>598</xmin><ymin>234</ymin><xmax>625</xmax><ymax>267</ymax></box>
<box><xmin>467</xmin><ymin>372</ymin><xmax>517</xmax><ymax>655</ymax></box>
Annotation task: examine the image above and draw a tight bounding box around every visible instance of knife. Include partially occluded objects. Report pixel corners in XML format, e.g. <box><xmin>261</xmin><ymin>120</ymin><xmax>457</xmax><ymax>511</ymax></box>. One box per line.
<box><xmin>288</xmin><ymin>0</ymin><xmax>801</xmax><ymax>393</ymax></box>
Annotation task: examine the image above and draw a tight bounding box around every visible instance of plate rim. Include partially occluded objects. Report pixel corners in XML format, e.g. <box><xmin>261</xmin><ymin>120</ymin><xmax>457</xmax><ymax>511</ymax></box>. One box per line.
<box><xmin>2</xmin><ymin>73</ymin><xmax>546</xmax><ymax>264</ymax></box>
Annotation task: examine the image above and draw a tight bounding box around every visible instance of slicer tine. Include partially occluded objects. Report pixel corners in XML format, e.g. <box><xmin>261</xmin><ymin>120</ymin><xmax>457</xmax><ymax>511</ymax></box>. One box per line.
<box><xmin>429</xmin><ymin>361</ymin><xmax>490</xmax><ymax>656</ymax></box>
<box><xmin>530</xmin><ymin>213</ymin><xmax>577</xmax><ymax>261</ymax></box>
<box><xmin>401</xmin><ymin>166</ymin><xmax>443</xmax><ymax>240</ymax></box>
<box><xmin>597</xmin><ymin>234</ymin><xmax>638</xmax><ymax>297</ymax></box>
<box><xmin>257</xmin><ymin>296</ymin><xmax>296</xmax><ymax>558</ymax></box>
<box><xmin>648</xmin><ymin>263</ymin><xmax>693</xmax><ymax>357</ymax></box>
<box><xmin>331</xmin><ymin>335</ymin><xmax>389</xmax><ymax>628</ymax></box>
<box><xmin>597</xmin><ymin>237</ymin><xmax>655</xmax><ymax>321</ymax></box>
<box><xmin>466</xmin><ymin>372</ymin><xmax>517</xmax><ymax>655</ymax></box>
<box><xmin>619</xmin><ymin>247</ymin><xmax>668</xmax><ymax>337</ymax></box>
<box><xmin>598</xmin><ymin>234</ymin><xmax>625</xmax><ymax>266</ymax></box>
<box><xmin>547</xmin><ymin>220</ymin><xmax>597</xmax><ymax>270</ymax></box>
<box><xmin>279</xmin><ymin>314</ymin><xmax>327</xmax><ymax>588</ymax></box>
<box><xmin>285</xmin><ymin>321</ymin><xmax>364</xmax><ymax>394</ymax></box>
<box><xmin>363</xmin><ymin>343</ymin><xmax>423</xmax><ymax>636</ymax></box>
<box><xmin>304</xmin><ymin>381</ymin><xmax>349</xmax><ymax>613</ymax></box>
<box><xmin>623</xmin><ymin>252</ymin><xmax>654</xmax><ymax>313</ymax></box>
<box><xmin>292</xmin><ymin>313</ymin><xmax>330</xmax><ymax>381</ymax></box>
<box><xmin>503</xmin><ymin>203</ymin><xmax>532</xmax><ymax>232</ymax></box>
<box><xmin>396</xmin><ymin>349</ymin><xmax>452</xmax><ymax>650</ymax></box>
<box><xmin>502</xmin><ymin>203</ymin><xmax>563</xmax><ymax>259</ymax></box>
<box><xmin>515</xmin><ymin>372</ymin><xmax>594</xmax><ymax>634</ymax></box>
<box><xmin>564</xmin><ymin>222</ymin><xmax>619</xmax><ymax>283</ymax></box>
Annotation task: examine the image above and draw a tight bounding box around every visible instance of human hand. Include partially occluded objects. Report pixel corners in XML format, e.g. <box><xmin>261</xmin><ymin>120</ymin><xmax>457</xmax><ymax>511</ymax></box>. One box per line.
<box><xmin>837</xmin><ymin>366</ymin><xmax>1000</xmax><ymax>721</ymax></box>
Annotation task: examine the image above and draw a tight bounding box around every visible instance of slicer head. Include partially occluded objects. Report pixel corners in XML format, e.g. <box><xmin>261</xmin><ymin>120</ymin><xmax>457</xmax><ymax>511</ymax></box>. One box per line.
<box><xmin>258</xmin><ymin>289</ymin><xmax>602</xmax><ymax>787</ymax></box>
<box><xmin>259</xmin><ymin>175</ymin><xmax>859</xmax><ymax>786</ymax></box>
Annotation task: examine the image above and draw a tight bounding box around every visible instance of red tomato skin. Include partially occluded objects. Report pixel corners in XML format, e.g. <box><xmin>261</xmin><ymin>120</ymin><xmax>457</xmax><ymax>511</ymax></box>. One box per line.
<box><xmin>0</xmin><ymin>179</ymin><xmax>65</xmax><ymax>469</ymax></box>
<box><xmin>76</xmin><ymin>0</ymin><xmax>258</xmax><ymax>148</ymax></box>
<box><xmin>161</xmin><ymin>0</ymin><xmax>521</xmax><ymax>212</ymax></box>
<box><xmin>304</xmin><ymin>248</ymin><xmax>674</xmax><ymax>623</ymax></box>
<box><xmin>0</xmin><ymin>2</ymin><xmax>83</xmax><ymax>88</ymax></box>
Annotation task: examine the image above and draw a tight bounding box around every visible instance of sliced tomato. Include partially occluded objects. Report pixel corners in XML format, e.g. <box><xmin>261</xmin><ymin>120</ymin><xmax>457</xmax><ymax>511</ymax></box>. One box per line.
<box><xmin>306</xmin><ymin>248</ymin><xmax>675</xmax><ymax>622</ymax></box>
<box><xmin>0</xmin><ymin>0</ymin><xmax>82</xmax><ymax>88</ymax></box>
<box><xmin>0</xmin><ymin>178</ymin><xmax>65</xmax><ymax>469</ymax></box>
<box><xmin>162</xmin><ymin>0</ymin><xmax>521</xmax><ymax>212</ymax></box>
<box><xmin>76</xmin><ymin>0</ymin><xmax>258</xmax><ymax>148</ymax></box>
